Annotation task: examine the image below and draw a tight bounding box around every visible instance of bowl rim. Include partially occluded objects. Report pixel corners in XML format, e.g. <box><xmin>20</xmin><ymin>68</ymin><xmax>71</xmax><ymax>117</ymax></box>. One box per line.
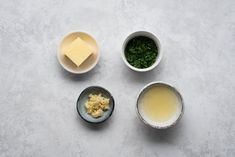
<box><xmin>76</xmin><ymin>86</ymin><xmax>115</xmax><ymax>124</ymax></box>
<box><xmin>136</xmin><ymin>81</ymin><xmax>184</xmax><ymax>129</ymax></box>
<box><xmin>57</xmin><ymin>31</ymin><xmax>100</xmax><ymax>74</ymax></box>
<box><xmin>121</xmin><ymin>31</ymin><xmax>162</xmax><ymax>72</ymax></box>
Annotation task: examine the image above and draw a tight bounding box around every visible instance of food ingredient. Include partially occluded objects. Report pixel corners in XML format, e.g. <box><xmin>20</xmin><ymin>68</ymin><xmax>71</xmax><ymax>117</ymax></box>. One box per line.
<box><xmin>140</xmin><ymin>86</ymin><xmax>180</xmax><ymax>122</ymax></box>
<box><xmin>125</xmin><ymin>36</ymin><xmax>158</xmax><ymax>69</ymax></box>
<box><xmin>65</xmin><ymin>37</ymin><xmax>94</xmax><ymax>67</ymax></box>
<box><xmin>85</xmin><ymin>93</ymin><xmax>110</xmax><ymax>118</ymax></box>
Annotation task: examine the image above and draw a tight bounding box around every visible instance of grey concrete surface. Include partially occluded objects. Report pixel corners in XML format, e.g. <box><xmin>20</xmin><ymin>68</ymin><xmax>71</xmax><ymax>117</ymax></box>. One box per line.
<box><xmin>0</xmin><ymin>0</ymin><xmax>235</xmax><ymax>156</ymax></box>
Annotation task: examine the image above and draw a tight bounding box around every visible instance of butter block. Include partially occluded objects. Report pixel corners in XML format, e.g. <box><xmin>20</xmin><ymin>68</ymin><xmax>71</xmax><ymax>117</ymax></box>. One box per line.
<box><xmin>65</xmin><ymin>37</ymin><xmax>94</xmax><ymax>67</ymax></box>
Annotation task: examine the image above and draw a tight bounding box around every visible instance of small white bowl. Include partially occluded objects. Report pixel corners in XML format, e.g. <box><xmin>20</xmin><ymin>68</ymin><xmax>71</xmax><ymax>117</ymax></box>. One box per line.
<box><xmin>57</xmin><ymin>31</ymin><xmax>100</xmax><ymax>74</ymax></box>
<box><xmin>122</xmin><ymin>31</ymin><xmax>162</xmax><ymax>72</ymax></box>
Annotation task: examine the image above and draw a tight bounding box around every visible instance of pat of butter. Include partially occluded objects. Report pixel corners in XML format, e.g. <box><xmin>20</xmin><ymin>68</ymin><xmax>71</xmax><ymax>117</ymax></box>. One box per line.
<box><xmin>65</xmin><ymin>37</ymin><xmax>94</xmax><ymax>67</ymax></box>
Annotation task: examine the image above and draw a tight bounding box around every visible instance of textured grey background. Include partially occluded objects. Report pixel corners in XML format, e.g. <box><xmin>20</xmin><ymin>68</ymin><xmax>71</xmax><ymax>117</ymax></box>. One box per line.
<box><xmin>0</xmin><ymin>0</ymin><xmax>235</xmax><ymax>156</ymax></box>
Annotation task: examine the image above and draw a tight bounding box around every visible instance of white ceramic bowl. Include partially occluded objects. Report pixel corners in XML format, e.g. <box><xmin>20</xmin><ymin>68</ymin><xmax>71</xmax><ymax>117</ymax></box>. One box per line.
<box><xmin>122</xmin><ymin>31</ymin><xmax>162</xmax><ymax>72</ymax></box>
<box><xmin>136</xmin><ymin>82</ymin><xmax>184</xmax><ymax>129</ymax></box>
<box><xmin>57</xmin><ymin>31</ymin><xmax>100</xmax><ymax>74</ymax></box>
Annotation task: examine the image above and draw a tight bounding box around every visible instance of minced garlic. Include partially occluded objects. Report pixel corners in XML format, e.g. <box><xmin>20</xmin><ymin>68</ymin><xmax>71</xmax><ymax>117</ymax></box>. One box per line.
<box><xmin>85</xmin><ymin>93</ymin><xmax>110</xmax><ymax>118</ymax></box>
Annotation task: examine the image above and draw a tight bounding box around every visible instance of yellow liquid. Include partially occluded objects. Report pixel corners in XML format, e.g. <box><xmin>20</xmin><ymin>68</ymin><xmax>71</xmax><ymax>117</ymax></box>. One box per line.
<box><xmin>141</xmin><ymin>86</ymin><xmax>179</xmax><ymax>122</ymax></box>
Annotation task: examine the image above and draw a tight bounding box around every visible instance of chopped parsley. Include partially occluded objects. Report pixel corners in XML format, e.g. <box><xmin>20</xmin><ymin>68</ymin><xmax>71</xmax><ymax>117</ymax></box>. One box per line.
<box><xmin>124</xmin><ymin>36</ymin><xmax>158</xmax><ymax>69</ymax></box>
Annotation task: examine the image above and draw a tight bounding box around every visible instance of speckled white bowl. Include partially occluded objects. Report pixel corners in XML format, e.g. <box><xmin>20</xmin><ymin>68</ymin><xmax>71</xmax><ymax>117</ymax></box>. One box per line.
<box><xmin>136</xmin><ymin>82</ymin><xmax>184</xmax><ymax>129</ymax></box>
<box><xmin>122</xmin><ymin>31</ymin><xmax>162</xmax><ymax>72</ymax></box>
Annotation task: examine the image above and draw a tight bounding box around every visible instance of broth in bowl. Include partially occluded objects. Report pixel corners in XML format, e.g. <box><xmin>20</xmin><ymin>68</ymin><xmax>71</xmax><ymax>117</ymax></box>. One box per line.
<box><xmin>137</xmin><ymin>82</ymin><xmax>183</xmax><ymax>129</ymax></box>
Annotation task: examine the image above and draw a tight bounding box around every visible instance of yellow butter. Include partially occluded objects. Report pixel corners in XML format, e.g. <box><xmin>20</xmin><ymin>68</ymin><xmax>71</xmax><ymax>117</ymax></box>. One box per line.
<box><xmin>65</xmin><ymin>37</ymin><xmax>94</xmax><ymax>67</ymax></box>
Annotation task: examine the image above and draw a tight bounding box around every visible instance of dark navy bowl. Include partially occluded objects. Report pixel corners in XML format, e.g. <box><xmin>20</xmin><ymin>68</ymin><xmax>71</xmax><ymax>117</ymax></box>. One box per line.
<box><xmin>76</xmin><ymin>86</ymin><xmax>115</xmax><ymax>124</ymax></box>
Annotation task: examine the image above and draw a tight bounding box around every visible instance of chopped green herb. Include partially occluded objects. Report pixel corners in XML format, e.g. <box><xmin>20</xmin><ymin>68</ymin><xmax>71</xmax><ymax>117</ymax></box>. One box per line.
<box><xmin>125</xmin><ymin>36</ymin><xmax>158</xmax><ymax>69</ymax></box>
